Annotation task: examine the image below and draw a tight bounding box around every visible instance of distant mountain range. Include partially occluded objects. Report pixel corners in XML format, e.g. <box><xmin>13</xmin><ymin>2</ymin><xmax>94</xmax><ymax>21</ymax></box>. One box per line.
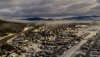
<box><xmin>22</xmin><ymin>17</ymin><xmax>44</xmax><ymax>21</ymax></box>
<box><xmin>22</xmin><ymin>15</ymin><xmax>100</xmax><ymax>21</ymax></box>
<box><xmin>63</xmin><ymin>15</ymin><xmax>100</xmax><ymax>20</ymax></box>
<box><xmin>22</xmin><ymin>17</ymin><xmax>55</xmax><ymax>21</ymax></box>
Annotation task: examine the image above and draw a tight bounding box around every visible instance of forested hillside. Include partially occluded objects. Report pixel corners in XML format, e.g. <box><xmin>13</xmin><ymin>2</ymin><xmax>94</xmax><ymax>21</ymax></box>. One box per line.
<box><xmin>0</xmin><ymin>19</ymin><xmax>26</xmax><ymax>37</ymax></box>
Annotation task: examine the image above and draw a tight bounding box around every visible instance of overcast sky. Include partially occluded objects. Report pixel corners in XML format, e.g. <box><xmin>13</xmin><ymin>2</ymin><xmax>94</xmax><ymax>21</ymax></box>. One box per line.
<box><xmin>0</xmin><ymin>0</ymin><xmax>100</xmax><ymax>17</ymax></box>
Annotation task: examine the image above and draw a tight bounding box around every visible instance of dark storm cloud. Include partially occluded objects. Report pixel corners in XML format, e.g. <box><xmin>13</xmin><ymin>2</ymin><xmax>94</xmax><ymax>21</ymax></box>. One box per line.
<box><xmin>0</xmin><ymin>0</ymin><xmax>99</xmax><ymax>17</ymax></box>
<box><xmin>97</xmin><ymin>0</ymin><xmax>100</xmax><ymax>3</ymax></box>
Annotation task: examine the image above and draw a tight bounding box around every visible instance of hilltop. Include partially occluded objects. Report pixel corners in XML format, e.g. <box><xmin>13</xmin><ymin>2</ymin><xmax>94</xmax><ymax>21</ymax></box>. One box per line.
<box><xmin>0</xmin><ymin>19</ymin><xmax>26</xmax><ymax>37</ymax></box>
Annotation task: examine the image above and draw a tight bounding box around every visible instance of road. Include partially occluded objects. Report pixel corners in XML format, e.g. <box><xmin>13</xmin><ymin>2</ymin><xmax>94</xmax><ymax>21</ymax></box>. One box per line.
<box><xmin>0</xmin><ymin>27</ymin><xmax>34</xmax><ymax>44</ymax></box>
<box><xmin>0</xmin><ymin>34</ymin><xmax>16</xmax><ymax>44</ymax></box>
<box><xmin>61</xmin><ymin>26</ymin><xmax>99</xmax><ymax>57</ymax></box>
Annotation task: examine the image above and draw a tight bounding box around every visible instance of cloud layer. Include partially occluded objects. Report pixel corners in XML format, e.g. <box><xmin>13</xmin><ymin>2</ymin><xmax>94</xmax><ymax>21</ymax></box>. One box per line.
<box><xmin>0</xmin><ymin>0</ymin><xmax>100</xmax><ymax>17</ymax></box>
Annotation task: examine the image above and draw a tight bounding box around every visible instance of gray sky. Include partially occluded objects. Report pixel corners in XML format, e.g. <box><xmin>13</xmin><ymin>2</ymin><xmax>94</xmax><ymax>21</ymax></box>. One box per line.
<box><xmin>0</xmin><ymin>0</ymin><xmax>100</xmax><ymax>17</ymax></box>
